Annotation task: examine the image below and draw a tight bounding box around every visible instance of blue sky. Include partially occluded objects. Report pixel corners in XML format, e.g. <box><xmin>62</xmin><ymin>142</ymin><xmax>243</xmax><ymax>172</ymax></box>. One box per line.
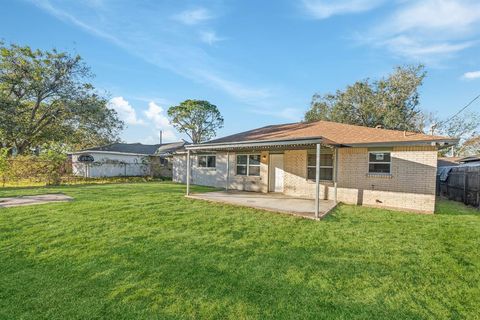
<box><xmin>2</xmin><ymin>0</ymin><xmax>480</xmax><ymax>143</ymax></box>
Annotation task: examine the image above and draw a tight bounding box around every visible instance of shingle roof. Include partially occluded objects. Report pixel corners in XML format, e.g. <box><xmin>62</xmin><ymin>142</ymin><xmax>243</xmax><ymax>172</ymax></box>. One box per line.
<box><xmin>206</xmin><ymin>120</ymin><xmax>456</xmax><ymax>146</ymax></box>
<box><xmin>459</xmin><ymin>155</ymin><xmax>480</xmax><ymax>163</ymax></box>
<box><xmin>79</xmin><ymin>141</ymin><xmax>186</xmax><ymax>155</ymax></box>
<box><xmin>437</xmin><ymin>157</ymin><xmax>461</xmax><ymax>167</ymax></box>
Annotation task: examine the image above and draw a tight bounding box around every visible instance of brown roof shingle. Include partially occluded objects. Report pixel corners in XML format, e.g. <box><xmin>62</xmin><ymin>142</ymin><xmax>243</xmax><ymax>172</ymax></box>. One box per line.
<box><xmin>207</xmin><ymin>120</ymin><xmax>456</xmax><ymax>146</ymax></box>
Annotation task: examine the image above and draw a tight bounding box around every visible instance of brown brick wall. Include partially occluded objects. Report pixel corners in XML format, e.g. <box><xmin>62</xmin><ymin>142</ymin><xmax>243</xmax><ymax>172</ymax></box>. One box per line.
<box><xmin>282</xmin><ymin>146</ymin><xmax>437</xmax><ymax>213</ymax></box>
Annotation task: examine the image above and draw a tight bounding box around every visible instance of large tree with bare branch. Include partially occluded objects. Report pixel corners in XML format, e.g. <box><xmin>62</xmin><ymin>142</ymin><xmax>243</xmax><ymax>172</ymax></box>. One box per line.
<box><xmin>305</xmin><ymin>65</ymin><xmax>426</xmax><ymax>132</ymax></box>
<box><xmin>0</xmin><ymin>43</ymin><xmax>124</xmax><ymax>154</ymax></box>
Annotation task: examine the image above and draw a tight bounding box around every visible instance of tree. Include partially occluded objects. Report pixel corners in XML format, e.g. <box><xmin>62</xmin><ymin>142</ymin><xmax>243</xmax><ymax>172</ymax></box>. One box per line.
<box><xmin>430</xmin><ymin>112</ymin><xmax>480</xmax><ymax>156</ymax></box>
<box><xmin>305</xmin><ymin>65</ymin><xmax>426</xmax><ymax>131</ymax></box>
<box><xmin>167</xmin><ymin>99</ymin><xmax>224</xmax><ymax>143</ymax></box>
<box><xmin>0</xmin><ymin>42</ymin><xmax>124</xmax><ymax>154</ymax></box>
<box><xmin>0</xmin><ymin>147</ymin><xmax>9</xmax><ymax>187</ymax></box>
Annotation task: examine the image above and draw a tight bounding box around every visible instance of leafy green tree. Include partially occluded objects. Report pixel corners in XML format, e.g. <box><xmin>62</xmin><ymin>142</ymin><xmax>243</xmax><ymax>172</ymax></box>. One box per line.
<box><xmin>431</xmin><ymin>112</ymin><xmax>480</xmax><ymax>156</ymax></box>
<box><xmin>0</xmin><ymin>42</ymin><xmax>124</xmax><ymax>154</ymax></box>
<box><xmin>168</xmin><ymin>99</ymin><xmax>224</xmax><ymax>143</ymax></box>
<box><xmin>305</xmin><ymin>65</ymin><xmax>426</xmax><ymax>131</ymax></box>
<box><xmin>0</xmin><ymin>147</ymin><xmax>9</xmax><ymax>187</ymax></box>
<box><xmin>39</xmin><ymin>143</ymin><xmax>68</xmax><ymax>185</ymax></box>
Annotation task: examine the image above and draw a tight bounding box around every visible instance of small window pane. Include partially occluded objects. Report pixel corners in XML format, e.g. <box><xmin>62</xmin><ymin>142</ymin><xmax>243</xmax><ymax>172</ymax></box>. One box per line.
<box><xmin>249</xmin><ymin>155</ymin><xmax>260</xmax><ymax>165</ymax></box>
<box><xmin>198</xmin><ymin>156</ymin><xmax>206</xmax><ymax>167</ymax></box>
<box><xmin>236</xmin><ymin>165</ymin><xmax>247</xmax><ymax>175</ymax></box>
<box><xmin>369</xmin><ymin>163</ymin><xmax>390</xmax><ymax>173</ymax></box>
<box><xmin>207</xmin><ymin>156</ymin><xmax>216</xmax><ymax>168</ymax></box>
<box><xmin>307</xmin><ymin>154</ymin><xmax>316</xmax><ymax>166</ymax></box>
<box><xmin>320</xmin><ymin>168</ymin><xmax>333</xmax><ymax>180</ymax></box>
<box><xmin>249</xmin><ymin>165</ymin><xmax>260</xmax><ymax>176</ymax></box>
<box><xmin>369</xmin><ymin>152</ymin><xmax>391</xmax><ymax>163</ymax></box>
<box><xmin>237</xmin><ymin>155</ymin><xmax>247</xmax><ymax>165</ymax></box>
<box><xmin>308</xmin><ymin>167</ymin><xmax>333</xmax><ymax>180</ymax></box>
<box><xmin>321</xmin><ymin>154</ymin><xmax>333</xmax><ymax>167</ymax></box>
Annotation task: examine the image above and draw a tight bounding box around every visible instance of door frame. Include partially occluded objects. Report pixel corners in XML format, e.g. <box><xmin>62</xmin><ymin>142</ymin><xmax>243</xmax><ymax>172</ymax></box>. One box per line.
<box><xmin>268</xmin><ymin>153</ymin><xmax>284</xmax><ymax>193</ymax></box>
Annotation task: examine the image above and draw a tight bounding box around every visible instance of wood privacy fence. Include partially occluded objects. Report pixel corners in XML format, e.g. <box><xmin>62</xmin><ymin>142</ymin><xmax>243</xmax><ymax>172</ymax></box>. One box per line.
<box><xmin>437</xmin><ymin>166</ymin><xmax>480</xmax><ymax>208</ymax></box>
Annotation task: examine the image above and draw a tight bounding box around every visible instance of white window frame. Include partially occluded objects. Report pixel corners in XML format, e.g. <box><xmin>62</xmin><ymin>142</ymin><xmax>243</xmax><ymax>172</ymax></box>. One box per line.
<box><xmin>307</xmin><ymin>150</ymin><xmax>334</xmax><ymax>181</ymax></box>
<box><xmin>368</xmin><ymin>151</ymin><xmax>391</xmax><ymax>174</ymax></box>
<box><xmin>236</xmin><ymin>154</ymin><xmax>261</xmax><ymax>176</ymax></box>
<box><xmin>197</xmin><ymin>154</ymin><xmax>216</xmax><ymax>168</ymax></box>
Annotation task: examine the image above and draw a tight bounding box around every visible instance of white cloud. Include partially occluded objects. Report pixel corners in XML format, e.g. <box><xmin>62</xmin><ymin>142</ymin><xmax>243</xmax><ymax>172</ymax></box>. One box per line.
<box><xmin>108</xmin><ymin>96</ymin><xmax>145</xmax><ymax>125</ymax></box>
<box><xmin>462</xmin><ymin>70</ymin><xmax>480</xmax><ymax>80</ymax></box>
<box><xmin>30</xmin><ymin>1</ymin><xmax>273</xmax><ymax>107</ymax></box>
<box><xmin>386</xmin><ymin>0</ymin><xmax>480</xmax><ymax>35</ymax></box>
<box><xmin>364</xmin><ymin>0</ymin><xmax>480</xmax><ymax>61</ymax></box>
<box><xmin>382</xmin><ymin>36</ymin><xmax>474</xmax><ymax>60</ymax></box>
<box><xmin>301</xmin><ymin>0</ymin><xmax>383</xmax><ymax>19</ymax></box>
<box><xmin>172</xmin><ymin>8</ymin><xmax>213</xmax><ymax>25</ymax></box>
<box><xmin>144</xmin><ymin>101</ymin><xmax>177</xmax><ymax>141</ymax></box>
<box><xmin>199</xmin><ymin>30</ymin><xmax>224</xmax><ymax>45</ymax></box>
<box><xmin>197</xmin><ymin>70</ymin><xmax>271</xmax><ymax>102</ymax></box>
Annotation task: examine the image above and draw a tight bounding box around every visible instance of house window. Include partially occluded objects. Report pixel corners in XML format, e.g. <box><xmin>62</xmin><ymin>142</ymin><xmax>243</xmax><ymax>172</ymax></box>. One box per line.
<box><xmin>236</xmin><ymin>154</ymin><xmax>261</xmax><ymax>176</ymax></box>
<box><xmin>198</xmin><ymin>155</ymin><xmax>216</xmax><ymax>168</ymax></box>
<box><xmin>307</xmin><ymin>151</ymin><xmax>333</xmax><ymax>180</ymax></box>
<box><xmin>368</xmin><ymin>152</ymin><xmax>391</xmax><ymax>173</ymax></box>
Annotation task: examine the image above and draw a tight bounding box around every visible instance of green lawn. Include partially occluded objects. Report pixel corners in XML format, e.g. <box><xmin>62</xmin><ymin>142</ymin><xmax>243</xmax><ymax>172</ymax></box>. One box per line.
<box><xmin>1</xmin><ymin>182</ymin><xmax>479</xmax><ymax>319</ymax></box>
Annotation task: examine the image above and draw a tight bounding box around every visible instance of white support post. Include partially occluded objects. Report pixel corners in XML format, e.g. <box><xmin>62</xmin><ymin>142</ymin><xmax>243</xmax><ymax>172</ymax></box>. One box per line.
<box><xmin>186</xmin><ymin>150</ymin><xmax>191</xmax><ymax>195</ymax></box>
<box><xmin>225</xmin><ymin>152</ymin><xmax>230</xmax><ymax>191</ymax></box>
<box><xmin>334</xmin><ymin>147</ymin><xmax>339</xmax><ymax>204</ymax></box>
<box><xmin>315</xmin><ymin>143</ymin><xmax>321</xmax><ymax>219</ymax></box>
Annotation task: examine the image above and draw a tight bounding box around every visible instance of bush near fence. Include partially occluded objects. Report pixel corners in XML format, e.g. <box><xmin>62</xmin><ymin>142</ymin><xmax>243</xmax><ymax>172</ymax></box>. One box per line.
<box><xmin>437</xmin><ymin>166</ymin><xmax>480</xmax><ymax>208</ymax></box>
<box><xmin>0</xmin><ymin>158</ymin><xmax>167</xmax><ymax>187</ymax></box>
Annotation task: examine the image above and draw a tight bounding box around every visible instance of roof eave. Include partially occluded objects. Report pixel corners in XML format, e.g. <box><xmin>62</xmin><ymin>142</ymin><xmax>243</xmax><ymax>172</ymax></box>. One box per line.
<box><xmin>341</xmin><ymin>138</ymin><xmax>459</xmax><ymax>148</ymax></box>
<box><xmin>185</xmin><ymin>137</ymin><xmax>325</xmax><ymax>151</ymax></box>
<box><xmin>69</xmin><ymin>150</ymin><xmax>154</xmax><ymax>156</ymax></box>
<box><xmin>184</xmin><ymin>137</ymin><xmax>458</xmax><ymax>151</ymax></box>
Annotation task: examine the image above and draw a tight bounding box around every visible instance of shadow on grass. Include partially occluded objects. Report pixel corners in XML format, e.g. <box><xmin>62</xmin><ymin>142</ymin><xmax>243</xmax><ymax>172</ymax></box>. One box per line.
<box><xmin>435</xmin><ymin>198</ymin><xmax>480</xmax><ymax>216</ymax></box>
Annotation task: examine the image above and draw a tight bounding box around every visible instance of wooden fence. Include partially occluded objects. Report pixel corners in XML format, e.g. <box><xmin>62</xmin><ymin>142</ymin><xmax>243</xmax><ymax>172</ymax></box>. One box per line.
<box><xmin>437</xmin><ymin>166</ymin><xmax>480</xmax><ymax>208</ymax></box>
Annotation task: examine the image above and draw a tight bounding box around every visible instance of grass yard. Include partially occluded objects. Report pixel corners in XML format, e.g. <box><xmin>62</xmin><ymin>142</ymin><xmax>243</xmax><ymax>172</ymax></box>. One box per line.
<box><xmin>1</xmin><ymin>182</ymin><xmax>479</xmax><ymax>319</ymax></box>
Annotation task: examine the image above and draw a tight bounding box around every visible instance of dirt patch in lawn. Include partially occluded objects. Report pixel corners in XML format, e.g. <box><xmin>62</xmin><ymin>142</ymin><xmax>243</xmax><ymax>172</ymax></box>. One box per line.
<box><xmin>0</xmin><ymin>194</ymin><xmax>73</xmax><ymax>208</ymax></box>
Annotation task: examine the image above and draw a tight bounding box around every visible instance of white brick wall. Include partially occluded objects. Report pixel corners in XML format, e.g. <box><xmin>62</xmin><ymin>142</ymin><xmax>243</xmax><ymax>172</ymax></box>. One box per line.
<box><xmin>172</xmin><ymin>151</ymin><xmax>268</xmax><ymax>192</ymax></box>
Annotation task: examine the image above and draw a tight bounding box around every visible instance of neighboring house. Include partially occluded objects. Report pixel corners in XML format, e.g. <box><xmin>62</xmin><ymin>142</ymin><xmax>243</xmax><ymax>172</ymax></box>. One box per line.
<box><xmin>437</xmin><ymin>157</ymin><xmax>461</xmax><ymax>168</ymax></box>
<box><xmin>458</xmin><ymin>155</ymin><xmax>480</xmax><ymax>167</ymax></box>
<box><xmin>71</xmin><ymin>141</ymin><xmax>186</xmax><ymax>178</ymax></box>
<box><xmin>172</xmin><ymin>120</ymin><xmax>458</xmax><ymax>213</ymax></box>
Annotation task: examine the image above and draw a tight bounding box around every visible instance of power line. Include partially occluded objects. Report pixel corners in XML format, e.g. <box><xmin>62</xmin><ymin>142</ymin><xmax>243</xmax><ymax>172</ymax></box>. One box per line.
<box><xmin>436</xmin><ymin>93</ymin><xmax>480</xmax><ymax>127</ymax></box>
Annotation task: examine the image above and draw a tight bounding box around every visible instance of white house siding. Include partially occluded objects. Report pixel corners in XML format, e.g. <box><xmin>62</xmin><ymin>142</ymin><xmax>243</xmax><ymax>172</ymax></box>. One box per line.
<box><xmin>72</xmin><ymin>152</ymin><xmax>149</xmax><ymax>178</ymax></box>
<box><xmin>172</xmin><ymin>146</ymin><xmax>438</xmax><ymax>213</ymax></box>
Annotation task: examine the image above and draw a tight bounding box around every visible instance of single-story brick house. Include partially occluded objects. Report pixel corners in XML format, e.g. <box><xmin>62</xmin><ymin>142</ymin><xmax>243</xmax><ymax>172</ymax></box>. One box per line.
<box><xmin>172</xmin><ymin>121</ymin><xmax>458</xmax><ymax>214</ymax></box>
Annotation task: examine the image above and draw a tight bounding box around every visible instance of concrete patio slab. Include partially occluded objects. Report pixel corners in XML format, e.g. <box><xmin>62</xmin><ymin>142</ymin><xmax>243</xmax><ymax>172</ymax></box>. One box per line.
<box><xmin>0</xmin><ymin>194</ymin><xmax>73</xmax><ymax>208</ymax></box>
<box><xmin>187</xmin><ymin>191</ymin><xmax>337</xmax><ymax>219</ymax></box>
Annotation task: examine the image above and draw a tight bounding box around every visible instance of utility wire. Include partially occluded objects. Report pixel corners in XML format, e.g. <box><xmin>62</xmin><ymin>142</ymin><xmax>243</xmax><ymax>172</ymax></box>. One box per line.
<box><xmin>436</xmin><ymin>93</ymin><xmax>480</xmax><ymax>127</ymax></box>
<box><xmin>430</xmin><ymin>93</ymin><xmax>480</xmax><ymax>135</ymax></box>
